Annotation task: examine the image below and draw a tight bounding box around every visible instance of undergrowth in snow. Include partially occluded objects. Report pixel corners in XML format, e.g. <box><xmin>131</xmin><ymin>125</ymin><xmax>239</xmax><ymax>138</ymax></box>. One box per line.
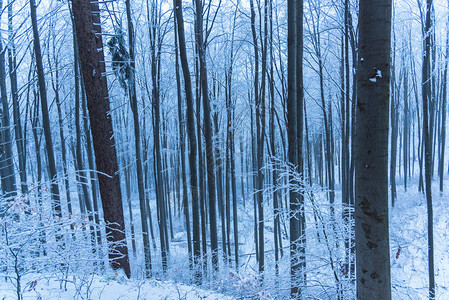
<box><xmin>0</xmin><ymin>179</ymin><xmax>448</xmax><ymax>299</ymax></box>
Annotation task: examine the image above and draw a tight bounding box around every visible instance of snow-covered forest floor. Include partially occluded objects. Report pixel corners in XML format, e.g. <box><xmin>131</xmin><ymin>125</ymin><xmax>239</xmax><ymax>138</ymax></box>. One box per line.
<box><xmin>0</xmin><ymin>179</ymin><xmax>448</xmax><ymax>299</ymax></box>
<box><xmin>0</xmin><ymin>274</ymin><xmax>233</xmax><ymax>299</ymax></box>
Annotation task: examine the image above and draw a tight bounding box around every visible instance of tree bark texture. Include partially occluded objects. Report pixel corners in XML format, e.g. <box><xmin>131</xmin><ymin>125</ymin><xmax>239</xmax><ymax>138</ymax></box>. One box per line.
<box><xmin>72</xmin><ymin>0</ymin><xmax>131</xmax><ymax>278</ymax></box>
<box><xmin>355</xmin><ymin>0</ymin><xmax>392</xmax><ymax>298</ymax></box>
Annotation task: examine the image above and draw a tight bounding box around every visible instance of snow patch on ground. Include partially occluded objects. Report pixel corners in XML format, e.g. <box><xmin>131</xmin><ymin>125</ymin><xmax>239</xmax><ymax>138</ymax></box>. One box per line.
<box><xmin>0</xmin><ymin>273</ymin><xmax>235</xmax><ymax>299</ymax></box>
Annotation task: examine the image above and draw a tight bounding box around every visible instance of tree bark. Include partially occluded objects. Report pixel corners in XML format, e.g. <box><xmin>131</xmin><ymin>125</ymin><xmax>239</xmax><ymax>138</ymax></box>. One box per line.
<box><xmin>355</xmin><ymin>0</ymin><xmax>392</xmax><ymax>298</ymax></box>
<box><xmin>174</xmin><ymin>0</ymin><xmax>202</xmax><ymax>283</ymax></box>
<box><xmin>7</xmin><ymin>0</ymin><xmax>27</xmax><ymax>195</ymax></box>
<box><xmin>194</xmin><ymin>0</ymin><xmax>219</xmax><ymax>272</ymax></box>
<box><xmin>422</xmin><ymin>0</ymin><xmax>435</xmax><ymax>297</ymax></box>
<box><xmin>288</xmin><ymin>0</ymin><xmax>305</xmax><ymax>296</ymax></box>
<box><xmin>174</xmin><ymin>10</ymin><xmax>192</xmax><ymax>267</ymax></box>
<box><xmin>30</xmin><ymin>0</ymin><xmax>61</xmax><ymax>217</ymax></box>
<box><xmin>0</xmin><ymin>0</ymin><xmax>16</xmax><ymax>200</ymax></box>
<box><xmin>72</xmin><ymin>0</ymin><xmax>130</xmax><ymax>278</ymax></box>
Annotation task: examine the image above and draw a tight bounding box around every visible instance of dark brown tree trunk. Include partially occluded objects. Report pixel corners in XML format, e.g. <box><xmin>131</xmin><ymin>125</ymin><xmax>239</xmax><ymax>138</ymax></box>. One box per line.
<box><xmin>72</xmin><ymin>0</ymin><xmax>130</xmax><ymax>278</ymax></box>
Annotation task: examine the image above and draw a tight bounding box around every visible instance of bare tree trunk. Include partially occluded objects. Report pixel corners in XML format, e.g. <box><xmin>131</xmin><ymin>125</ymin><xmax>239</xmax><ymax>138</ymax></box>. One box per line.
<box><xmin>30</xmin><ymin>0</ymin><xmax>61</xmax><ymax>217</ymax></box>
<box><xmin>31</xmin><ymin>85</ymin><xmax>47</xmax><ymax>254</ymax></box>
<box><xmin>71</xmin><ymin>16</ymin><xmax>91</xmax><ymax>223</ymax></box>
<box><xmin>390</xmin><ymin>33</ymin><xmax>399</xmax><ymax>207</ymax></box>
<box><xmin>355</xmin><ymin>0</ymin><xmax>392</xmax><ymax>298</ymax></box>
<box><xmin>0</xmin><ymin>0</ymin><xmax>16</xmax><ymax>200</ymax></box>
<box><xmin>268</xmin><ymin>0</ymin><xmax>279</xmax><ymax>278</ymax></box>
<box><xmin>439</xmin><ymin>1</ymin><xmax>449</xmax><ymax>195</ymax></box>
<box><xmin>72</xmin><ymin>0</ymin><xmax>131</xmax><ymax>278</ymax></box>
<box><xmin>174</xmin><ymin>0</ymin><xmax>202</xmax><ymax>283</ymax></box>
<box><xmin>288</xmin><ymin>0</ymin><xmax>305</xmax><ymax>296</ymax></box>
<box><xmin>137</xmin><ymin>0</ymin><xmax>154</xmax><ymax>276</ymax></box>
<box><xmin>296</xmin><ymin>0</ymin><xmax>306</xmax><ymax>292</ymax></box>
<box><xmin>195</xmin><ymin>61</ymin><xmax>208</xmax><ymax>275</ymax></box>
<box><xmin>47</xmin><ymin>25</ymin><xmax>73</xmax><ymax>219</ymax></box>
<box><xmin>7</xmin><ymin>0</ymin><xmax>27</xmax><ymax>195</ymax></box>
<box><xmin>422</xmin><ymin>0</ymin><xmax>435</xmax><ymax>297</ymax></box>
<box><xmin>174</xmin><ymin>11</ymin><xmax>192</xmax><ymax>267</ymax></box>
<box><xmin>194</xmin><ymin>0</ymin><xmax>219</xmax><ymax>272</ymax></box>
<box><xmin>404</xmin><ymin>50</ymin><xmax>410</xmax><ymax>192</ymax></box>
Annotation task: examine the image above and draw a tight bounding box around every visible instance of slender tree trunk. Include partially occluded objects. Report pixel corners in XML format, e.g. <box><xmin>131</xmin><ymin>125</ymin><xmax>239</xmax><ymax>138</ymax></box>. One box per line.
<box><xmin>288</xmin><ymin>0</ymin><xmax>305</xmax><ymax>296</ymax></box>
<box><xmin>48</xmin><ymin>27</ymin><xmax>73</xmax><ymax>219</ymax></box>
<box><xmin>7</xmin><ymin>0</ymin><xmax>27</xmax><ymax>195</ymax></box>
<box><xmin>439</xmin><ymin>2</ymin><xmax>449</xmax><ymax>194</ymax></box>
<box><xmin>296</xmin><ymin>0</ymin><xmax>306</xmax><ymax>292</ymax></box>
<box><xmin>30</xmin><ymin>0</ymin><xmax>61</xmax><ymax>217</ymax></box>
<box><xmin>390</xmin><ymin>34</ymin><xmax>399</xmax><ymax>207</ymax></box>
<box><xmin>0</xmin><ymin>0</ymin><xmax>16</xmax><ymax>200</ymax></box>
<box><xmin>404</xmin><ymin>52</ymin><xmax>409</xmax><ymax>192</ymax></box>
<box><xmin>268</xmin><ymin>0</ymin><xmax>279</xmax><ymax>278</ymax></box>
<box><xmin>194</xmin><ymin>0</ymin><xmax>219</xmax><ymax>272</ymax></box>
<box><xmin>422</xmin><ymin>0</ymin><xmax>435</xmax><ymax>297</ymax></box>
<box><xmin>174</xmin><ymin>0</ymin><xmax>202</xmax><ymax>283</ymax></box>
<box><xmin>174</xmin><ymin>12</ymin><xmax>192</xmax><ymax>267</ymax></box>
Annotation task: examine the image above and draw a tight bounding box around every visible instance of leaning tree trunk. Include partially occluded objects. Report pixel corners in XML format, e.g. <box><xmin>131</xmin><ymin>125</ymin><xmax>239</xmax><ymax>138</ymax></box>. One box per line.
<box><xmin>72</xmin><ymin>0</ymin><xmax>131</xmax><ymax>278</ymax></box>
<box><xmin>355</xmin><ymin>0</ymin><xmax>392</xmax><ymax>298</ymax></box>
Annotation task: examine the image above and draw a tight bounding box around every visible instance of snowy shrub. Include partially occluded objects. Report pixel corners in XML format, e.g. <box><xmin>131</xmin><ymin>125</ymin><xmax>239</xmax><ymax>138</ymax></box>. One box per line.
<box><xmin>0</xmin><ymin>192</ymin><xmax>125</xmax><ymax>299</ymax></box>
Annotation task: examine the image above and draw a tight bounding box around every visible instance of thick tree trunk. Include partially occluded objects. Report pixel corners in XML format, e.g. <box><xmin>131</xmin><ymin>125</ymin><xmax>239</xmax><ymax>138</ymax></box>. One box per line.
<box><xmin>355</xmin><ymin>0</ymin><xmax>392</xmax><ymax>298</ymax></box>
<box><xmin>72</xmin><ymin>0</ymin><xmax>130</xmax><ymax>278</ymax></box>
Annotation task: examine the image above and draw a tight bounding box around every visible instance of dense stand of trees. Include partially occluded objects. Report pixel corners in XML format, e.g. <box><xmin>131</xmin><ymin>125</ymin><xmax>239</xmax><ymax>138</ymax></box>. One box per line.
<box><xmin>0</xmin><ymin>0</ymin><xmax>447</xmax><ymax>298</ymax></box>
